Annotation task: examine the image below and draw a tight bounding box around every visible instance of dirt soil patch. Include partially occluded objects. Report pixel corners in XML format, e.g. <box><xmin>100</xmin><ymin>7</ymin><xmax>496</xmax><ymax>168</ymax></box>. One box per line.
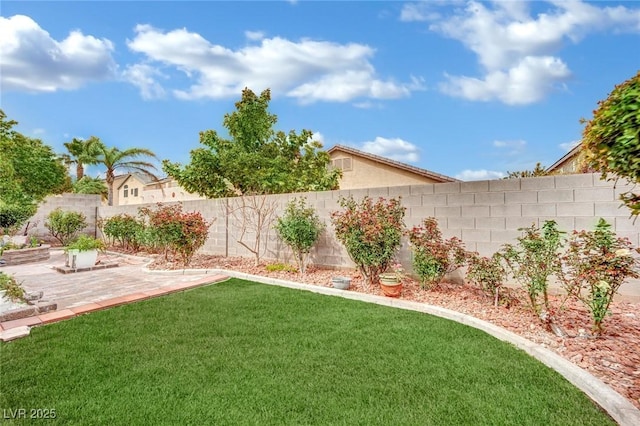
<box><xmin>144</xmin><ymin>252</ymin><xmax>640</xmax><ymax>409</ymax></box>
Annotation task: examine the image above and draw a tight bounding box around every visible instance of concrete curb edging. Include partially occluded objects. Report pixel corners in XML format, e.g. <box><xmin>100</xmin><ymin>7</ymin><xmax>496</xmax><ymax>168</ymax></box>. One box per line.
<box><xmin>211</xmin><ymin>269</ymin><xmax>639</xmax><ymax>426</ymax></box>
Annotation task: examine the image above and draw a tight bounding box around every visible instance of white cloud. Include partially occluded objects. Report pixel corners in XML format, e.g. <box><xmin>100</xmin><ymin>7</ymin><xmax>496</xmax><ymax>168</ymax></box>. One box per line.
<box><xmin>359</xmin><ymin>137</ymin><xmax>420</xmax><ymax>163</ymax></box>
<box><xmin>405</xmin><ymin>0</ymin><xmax>640</xmax><ymax>104</ymax></box>
<box><xmin>126</xmin><ymin>24</ymin><xmax>422</xmax><ymax>103</ymax></box>
<box><xmin>559</xmin><ymin>140</ymin><xmax>580</xmax><ymax>152</ymax></box>
<box><xmin>455</xmin><ymin>169</ymin><xmax>506</xmax><ymax>181</ymax></box>
<box><xmin>31</xmin><ymin>128</ymin><xmax>45</xmax><ymax>135</ymax></box>
<box><xmin>0</xmin><ymin>15</ymin><xmax>117</xmax><ymax>92</ymax></box>
<box><xmin>245</xmin><ymin>30</ymin><xmax>265</xmax><ymax>41</ymax></box>
<box><xmin>122</xmin><ymin>63</ymin><xmax>166</xmax><ymax>100</ymax></box>
<box><xmin>492</xmin><ymin>139</ymin><xmax>528</xmax><ymax>156</ymax></box>
<box><xmin>311</xmin><ymin>131</ymin><xmax>325</xmax><ymax>145</ymax></box>
<box><xmin>440</xmin><ymin>56</ymin><xmax>570</xmax><ymax>105</ymax></box>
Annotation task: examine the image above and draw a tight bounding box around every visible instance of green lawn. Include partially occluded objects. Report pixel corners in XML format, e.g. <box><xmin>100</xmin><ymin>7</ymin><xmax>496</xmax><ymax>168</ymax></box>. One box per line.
<box><xmin>1</xmin><ymin>279</ymin><xmax>613</xmax><ymax>425</ymax></box>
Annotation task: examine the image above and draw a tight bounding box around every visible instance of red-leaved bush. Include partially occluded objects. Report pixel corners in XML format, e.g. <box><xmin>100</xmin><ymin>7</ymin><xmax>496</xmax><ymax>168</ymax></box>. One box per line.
<box><xmin>139</xmin><ymin>203</ymin><xmax>212</xmax><ymax>266</ymax></box>
<box><xmin>331</xmin><ymin>196</ymin><xmax>405</xmax><ymax>289</ymax></box>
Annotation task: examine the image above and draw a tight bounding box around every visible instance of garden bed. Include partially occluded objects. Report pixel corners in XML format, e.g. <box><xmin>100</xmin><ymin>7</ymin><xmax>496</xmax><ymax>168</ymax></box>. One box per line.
<box><xmin>0</xmin><ymin>245</ymin><xmax>51</xmax><ymax>266</ymax></box>
<box><xmin>145</xmin><ymin>252</ymin><xmax>640</xmax><ymax>410</ymax></box>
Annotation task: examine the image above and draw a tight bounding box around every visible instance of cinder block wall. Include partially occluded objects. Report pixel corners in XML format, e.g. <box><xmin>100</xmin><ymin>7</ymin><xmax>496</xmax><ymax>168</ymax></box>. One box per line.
<box><xmin>26</xmin><ymin>194</ymin><xmax>101</xmax><ymax>240</ymax></box>
<box><xmin>32</xmin><ymin>174</ymin><xmax>640</xmax><ymax>297</ymax></box>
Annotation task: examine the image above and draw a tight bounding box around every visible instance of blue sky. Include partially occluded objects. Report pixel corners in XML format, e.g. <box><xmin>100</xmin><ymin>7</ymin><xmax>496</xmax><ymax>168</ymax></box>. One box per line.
<box><xmin>2</xmin><ymin>1</ymin><xmax>639</xmax><ymax>181</ymax></box>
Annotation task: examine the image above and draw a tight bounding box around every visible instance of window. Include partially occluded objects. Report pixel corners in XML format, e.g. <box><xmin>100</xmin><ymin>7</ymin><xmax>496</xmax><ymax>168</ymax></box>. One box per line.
<box><xmin>132</xmin><ymin>188</ymin><xmax>139</xmax><ymax>197</ymax></box>
<box><xmin>123</xmin><ymin>185</ymin><xmax>129</xmax><ymax>198</ymax></box>
<box><xmin>331</xmin><ymin>157</ymin><xmax>352</xmax><ymax>171</ymax></box>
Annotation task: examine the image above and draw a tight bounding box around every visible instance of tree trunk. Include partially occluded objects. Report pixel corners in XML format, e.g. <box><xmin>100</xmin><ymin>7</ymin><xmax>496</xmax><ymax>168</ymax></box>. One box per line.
<box><xmin>76</xmin><ymin>163</ymin><xmax>84</xmax><ymax>181</ymax></box>
<box><xmin>106</xmin><ymin>171</ymin><xmax>114</xmax><ymax>206</ymax></box>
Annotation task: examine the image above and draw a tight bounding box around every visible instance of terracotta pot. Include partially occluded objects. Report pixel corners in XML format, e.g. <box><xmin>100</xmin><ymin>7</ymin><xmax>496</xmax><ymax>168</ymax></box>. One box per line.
<box><xmin>380</xmin><ymin>281</ymin><xmax>403</xmax><ymax>297</ymax></box>
<box><xmin>379</xmin><ymin>273</ymin><xmax>402</xmax><ymax>297</ymax></box>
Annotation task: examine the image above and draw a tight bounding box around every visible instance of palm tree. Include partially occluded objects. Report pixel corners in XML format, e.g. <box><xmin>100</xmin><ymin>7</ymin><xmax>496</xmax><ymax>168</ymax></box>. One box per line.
<box><xmin>62</xmin><ymin>136</ymin><xmax>102</xmax><ymax>180</ymax></box>
<box><xmin>94</xmin><ymin>142</ymin><xmax>160</xmax><ymax>206</ymax></box>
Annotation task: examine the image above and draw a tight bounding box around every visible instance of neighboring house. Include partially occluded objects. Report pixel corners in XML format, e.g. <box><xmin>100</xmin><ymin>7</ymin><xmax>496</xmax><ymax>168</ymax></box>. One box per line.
<box><xmin>546</xmin><ymin>144</ymin><xmax>584</xmax><ymax>175</ymax></box>
<box><xmin>111</xmin><ymin>173</ymin><xmax>205</xmax><ymax>206</ymax></box>
<box><xmin>327</xmin><ymin>145</ymin><xmax>458</xmax><ymax>190</ymax></box>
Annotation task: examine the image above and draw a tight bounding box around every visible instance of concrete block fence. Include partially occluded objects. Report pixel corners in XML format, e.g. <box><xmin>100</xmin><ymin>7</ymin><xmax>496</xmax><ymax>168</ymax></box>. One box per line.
<box><xmin>29</xmin><ymin>174</ymin><xmax>640</xmax><ymax>297</ymax></box>
<box><xmin>23</xmin><ymin>194</ymin><xmax>101</xmax><ymax>242</ymax></box>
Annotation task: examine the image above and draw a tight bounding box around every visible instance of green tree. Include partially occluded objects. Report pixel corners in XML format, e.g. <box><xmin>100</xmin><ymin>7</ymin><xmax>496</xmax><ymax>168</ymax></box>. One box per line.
<box><xmin>163</xmin><ymin>88</ymin><xmax>341</xmax><ymax>198</ymax></box>
<box><xmin>62</xmin><ymin>136</ymin><xmax>102</xmax><ymax>180</ymax></box>
<box><xmin>0</xmin><ymin>110</ymin><xmax>69</xmax><ymax>205</ymax></box>
<box><xmin>505</xmin><ymin>162</ymin><xmax>547</xmax><ymax>179</ymax></box>
<box><xmin>93</xmin><ymin>141</ymin><xmax>159</xmax><ymax>206</ymax></box>
<box><xmin>72</xmin><ymin>176</ymin><xmax>108</xmax><ymax>199</ymax></box>
<box><xmin>582</xmin><ymin>70</ymin><xmax>640</xmax><ymax>216</ymax></box>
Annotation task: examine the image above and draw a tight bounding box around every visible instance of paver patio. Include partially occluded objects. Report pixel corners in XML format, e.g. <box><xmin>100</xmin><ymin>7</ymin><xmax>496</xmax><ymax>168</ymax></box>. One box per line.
<box><xmin>1</xmin><ymin>249</ymin><xmax>221</xmax><ymax>310</ymax></box>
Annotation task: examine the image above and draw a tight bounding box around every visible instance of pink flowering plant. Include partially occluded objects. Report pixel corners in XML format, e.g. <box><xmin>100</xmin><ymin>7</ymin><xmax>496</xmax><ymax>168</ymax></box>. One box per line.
<box><xmin>331</xmin><ymin>196</ymin><xmax>405</xmax><ymax>289</ymax></box>
<box><xmin>560</xmin><ymin>218</ymin><xmax>639</xmax><ymax>335</ymax></box>
<box><xmin>407</xmin><ymin>218</ymin><xmax>467</xmax><ymax>290</ymax></box>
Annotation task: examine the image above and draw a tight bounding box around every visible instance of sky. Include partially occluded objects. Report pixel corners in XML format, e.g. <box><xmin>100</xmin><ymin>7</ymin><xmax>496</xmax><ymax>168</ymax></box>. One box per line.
<box><xmin>1</xmin><ymin>1</ymin><xmax>639</xmax><ymax>182</ymax></box>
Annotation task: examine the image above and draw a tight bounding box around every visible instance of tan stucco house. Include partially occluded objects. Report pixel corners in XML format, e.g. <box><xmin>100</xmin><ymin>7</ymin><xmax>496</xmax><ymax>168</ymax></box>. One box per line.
<box><xmin>327</xmin><ymin>145</ymin><xmax>458</xmax><ymax>190</ymax></box>
<box><xmin>546</xmin><ymin>143</ymin><xmax>591</xmax><ymax>175</ymax></box>
<box><xmin>111</xmin><ymin>173</ymin><xmax>205</xmax><ymax>206</ymax></box>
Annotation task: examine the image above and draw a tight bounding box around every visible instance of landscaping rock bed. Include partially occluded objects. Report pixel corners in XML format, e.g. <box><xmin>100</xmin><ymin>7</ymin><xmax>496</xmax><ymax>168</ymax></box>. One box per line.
<box><xmin>146</xmin><ymin>252</ymin><xmax>640</xmax><ymax>410</ymax></box>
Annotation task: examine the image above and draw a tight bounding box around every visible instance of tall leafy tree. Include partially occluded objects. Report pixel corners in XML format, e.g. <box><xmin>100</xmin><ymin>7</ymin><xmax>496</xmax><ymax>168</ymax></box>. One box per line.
<box><xmin>582</xmin><ymin>70</ymin><xmax>640</xmax><ymax>216</ymax></box>
<box><xmin>93</xmin><ymin>141</ymin><xmax>159</xmax><ymax>206</ymax></box>
<box><xmin>0</xmin><ymin>109</ymin><xmax>69</xmax><ymax>232</ymax></box>
<box><xmin>0</xmin><ymin>110</ymin><xmax>69</xmax><ymax>204</ymax></box>
<box><xmin>62</xmin><ymin>136</ymin><xmax>102</xmax><ymax>180</ymax></box>
<box><xmin>163</xmin><ymin>88</ymin><xmax>341</xmax><ymax>198</ymax></box>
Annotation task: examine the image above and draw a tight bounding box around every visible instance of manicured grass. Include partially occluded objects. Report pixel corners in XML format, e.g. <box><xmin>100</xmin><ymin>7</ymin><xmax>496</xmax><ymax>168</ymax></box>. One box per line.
<box><xmin>1</xmin><ymin>279</ymin><xmax>613</xmax><ymax>425</ymax></box>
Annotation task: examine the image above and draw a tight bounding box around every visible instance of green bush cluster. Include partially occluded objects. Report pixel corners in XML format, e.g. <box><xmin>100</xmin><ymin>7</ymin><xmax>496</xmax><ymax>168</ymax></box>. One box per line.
<box><xmin>101</xmin><ymin>213</ymin><xmax>146</xmax><ymax>251</ymax></box>
<box><xmin>0</xmin><ymin>272</ymin><xmax>25</xmax><ymax>302</ymax></box>
<box><xmin>45</xmin><ymin>208</ymin><xmax>87</xmax><ymax>246</ymax></box>
<box><xmin>103</xmin><ymin>204</ymin><xmax>212</xmax><ymax>267</ymax></box>
<box><xmin>275</xmin><ymin>198</ymin><xmax>323</xmax><ymax>275</ymax></box>
<box><xmin>0</xmin><ymin>203</ymin><xmax>36</xmax><ymax>236</ymax></box>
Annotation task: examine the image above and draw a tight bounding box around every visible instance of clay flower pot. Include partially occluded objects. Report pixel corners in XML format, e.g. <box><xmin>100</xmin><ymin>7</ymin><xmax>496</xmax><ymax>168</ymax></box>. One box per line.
<box><xmin>379</xmin><ymin>272</ymin><xmax>402</xmax><ymax>297</ymax></box>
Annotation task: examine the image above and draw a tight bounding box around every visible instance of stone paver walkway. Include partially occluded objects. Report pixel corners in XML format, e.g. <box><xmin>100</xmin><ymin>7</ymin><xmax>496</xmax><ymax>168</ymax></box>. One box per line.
<box><xmin>0</xmin><ymin>249</ymin><xmax>226</xmax><ymax>335</ymax></box>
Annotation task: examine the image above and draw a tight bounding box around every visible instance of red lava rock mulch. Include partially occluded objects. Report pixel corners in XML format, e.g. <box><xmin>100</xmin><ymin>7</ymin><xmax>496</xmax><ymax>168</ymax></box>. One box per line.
<box><xmin>144</xmin><ymin>253</ymin><xmax>640</xmax><ymax>410</ymax></box>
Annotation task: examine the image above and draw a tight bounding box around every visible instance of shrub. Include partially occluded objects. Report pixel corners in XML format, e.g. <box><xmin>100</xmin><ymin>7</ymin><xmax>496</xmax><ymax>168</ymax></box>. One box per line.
<box><xmin>560</xmin><ymin>218</ymin><xmax>639</xmax><ymax>335</ymax></box>
<box><xmin>501</xmin><ymin>221</ymin><xmax>563</xmax><ymax>318</ymax></box>
<box><xmin>0</xmin><ymin>202</ymin><xmax>36</xmax><ymax>235</ymax></box>
<box><xmin>0</xmin><ymin>272</ymin><xmax>25</xmax><ymax>302</ymax></box>
<box><xmin>275</xmin><ymin>198</ymin><xmax>323</xmax><ymax>275</ymax></box>
<box><xmin>331</xmin><ymin>196</ymin><xmax>405</xmax><ymax>289</ymax></box>
<box><xmin>466</xmin><ymin>252</ymin><xmax>505</xmax><ymax>307</ymax></box>
<box><xmin>66</xmin><ymin>234</ymin><xmax>106</xmax><ymax>252</ymax></box>
<box><xmin>139</xmin><ymin>203</ymin><xmax>212</xmax><ymax>266</ymax></box>
<box><xmin>45</xmin><ymin>208</ymin><xmax>87</xmax><ymax>246</ymax></box>
<box><xmin>407</xmin><ymin>218</ymin><xmax>467</xmax><ymax>289</ymax></box>
<box><xmin>101</xmin><ymin>213</ymin><xmax>146</xmax><ymax>251</ymax></box>
<box><xmin>265</xmin><ymin>262</ymin><xmax>298</xmax><ymax>273</ymax></box>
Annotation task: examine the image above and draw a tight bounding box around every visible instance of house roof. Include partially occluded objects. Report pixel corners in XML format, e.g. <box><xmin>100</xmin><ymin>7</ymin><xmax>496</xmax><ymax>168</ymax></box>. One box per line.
<box><xmin>115</xmin><ymin>172</ymin><xmax>160</xmax><ymax>190</ymax></box>
<box><xmin>546</xmin><ymin>143</ymin><xmax>582</xmax><ymax>173</ymax></box>
<box><xmin>327</xmin><ymin>145</ymin><xmax>460</xmax><ymax>183</ymax></box>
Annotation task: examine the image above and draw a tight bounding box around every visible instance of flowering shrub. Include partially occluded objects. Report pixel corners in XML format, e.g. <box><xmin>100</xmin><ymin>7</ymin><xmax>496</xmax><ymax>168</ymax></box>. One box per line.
<box><xmin>560</xmin><ymin>218</ymin><xmax>639</xmax><ymax>335</ymax></box>
<box><xmin>501</xmin><ymin>221</ymin><xmax>563</xmax><ymax>317</ymax></box>
<box><xmin>139</xmin><ymin>203</ymin><xmax>212</xmax><ymax>266</ymax></box>
<box><xmin>407</xmin><ymin>218</ymin><xmax>467</xmax><ymax>289</ymax></box>
<box><xmin>275</xmin><ymin>198</ymin><xmax>323</xmax><ymax>275</ymax></box>
<box><xmin>331</xmin><ymin>196</ymin><xmax>405</xmax><ymax>289</ymax></box>
<box><xmin>45</xmin><ymin>208</ymin><xmax>87</xmax><ymax>246</ymax></box>
<box><xmin>466</xmin><ymin>252</ymin><xmax>505</xmax><ymax>307</ymax></box>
